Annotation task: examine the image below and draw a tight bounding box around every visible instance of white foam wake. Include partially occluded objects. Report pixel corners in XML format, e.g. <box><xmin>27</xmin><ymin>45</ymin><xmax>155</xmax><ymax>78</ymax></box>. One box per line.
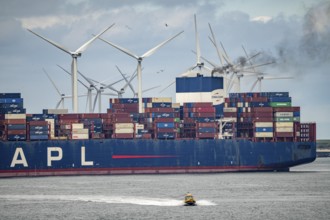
<box><xmin>0</xmin><ymin>195</ymin><xmax>216</xmax><ymax>206</ymax></box>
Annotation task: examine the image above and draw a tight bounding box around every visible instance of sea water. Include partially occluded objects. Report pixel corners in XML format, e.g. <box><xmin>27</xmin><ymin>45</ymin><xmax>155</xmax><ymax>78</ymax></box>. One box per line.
<box><xmin>0</xmin><ymin>158</ymin><xmax>329</xmax><ymax>220</ymax></box>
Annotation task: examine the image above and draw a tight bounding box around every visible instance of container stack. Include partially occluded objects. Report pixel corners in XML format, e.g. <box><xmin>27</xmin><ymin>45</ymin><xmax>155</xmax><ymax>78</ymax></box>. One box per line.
<box><xmin>71</xmin><ymin>123</ymin><xmax>88</xmax><ymax>140</ymax></box>
<box><xmin>225</xmin><ymin>92</ymin><xmax>302</xmax><ymax>142</ymax></box>
<box><xmin>182</xmin><ymin>102</ymin><xmax>217</xmax><ymax>139</ymax></box>
<box><xmin>56</xmin><ymin>114</ymin><xmax>80</xmax><ymax>139</ymax></box>
<box><xmin>145</xmin><ymin>98</ymin><xmax>180</xmax><ymax>139</ymax></box>
<box><xmin>0</xmin><ymin>93</ymin><xmax>26</xmax><ymax>141</ymax></box>
<box><xmin>26</xmin><ymin>114</ymin><xmax>53</xmax><ymax>140</ymax></box>
<box><xmin>79</xmin><ymin>113</ymin><xmax>104</xmax><ymax>139</ymax></box>
<box><xmin>297</xmin><ymin>123</ymin><xmax>316</xmax><ymax>142</ymax></box>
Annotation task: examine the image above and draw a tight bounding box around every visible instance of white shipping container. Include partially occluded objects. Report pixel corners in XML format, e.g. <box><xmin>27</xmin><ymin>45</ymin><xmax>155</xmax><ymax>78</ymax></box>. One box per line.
<box><xmin>72</xmin><ymin>133</ymin><xmax>89</xmax><ymax>139</ymax></box>
<box><xmin>115</xmin><ymin>128</ymin><xmax>134</xmax><ymax>134</ymax></box>
<box><xmin>72</xmin><ymin>123</ymin><xmax>84</xmax><ymax>129</ymax></box>
<box><xmin>255</xmin><ymin>122</ymin><xmax>273</xmax><ymax>127</ymax></box>
<box><xmin>274</xmin><ymin>112</ymin><xmax>294</xmax><ymax>117</ymax></box>
<box><xmin>115</xmin><ymin>123</ymin><xmax>134</xmax><ymax>128</ymax></box>
<box><xmin>135</xmin><ymin>124</ymin><xmax>144</xmax><ymax>130</ymax></box>
<box><xmin>237</xmin><ymin>102</ymin><xmax>243</xmax><ymax>108</ymax></box>
<box><xmin>223</xmin><ymin>117</ymin><xmax>237</xmax><ymax>122</ymax></box>
<box><xmin>276</xmin><ymin>127</ymin><xmax>294</xmax><ymax>132</ymax></box>
<box><xmin>223</xmin><ymin>107</ymin><xmax>237</xmax><ymax>112</ymax></box>
<box><xmin>146</xmin><ymin>103</ymin><xmax>152</xmax><ymax>108</ymax></box>
<box><xmin>224</xmin><ymin>103</ymin><xmax>228</xmax><ymax>108</ymax></box>
<box><xmin>255</xmin><ymin>132</ymin><xmax>274</xmax><ymax>138</ymax></box>
<box><xmin>275</xmin><ymin>122</ymin><xmax>294</xmax><ymax>128</ymax></box>
<box><xmin>72</xmin><ymin>128</ymin><xmax>89</xmax><ymax>134</ymax></box>
<box><xmin>5</xmin><ymin>114</ymin><xmax>26</xmax><ymax>119</ymax></box>
<box><xmin>152</xmin><ymin>97</ymin><xmax>172</xmax><ymax>103</ymax></box>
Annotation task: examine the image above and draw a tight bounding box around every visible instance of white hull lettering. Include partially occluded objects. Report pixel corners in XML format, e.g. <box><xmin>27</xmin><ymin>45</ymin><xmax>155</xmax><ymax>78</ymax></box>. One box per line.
<box><xmin>81</xmin><ymin>146</ymin><xmax>94</xmax><ymax>166</ymax></box>
<box><xmin>10</xmin><ymin>148</ymin><xmax>28</xmax><ymax>167</ymax></box>
<box><xmin>47</xmin><ymin>147</ymin><xmax>63</xmax><ymax>166</ymax></box>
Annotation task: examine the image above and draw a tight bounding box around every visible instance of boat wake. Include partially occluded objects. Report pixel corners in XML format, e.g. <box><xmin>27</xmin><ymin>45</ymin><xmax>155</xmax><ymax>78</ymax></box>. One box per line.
<box><xmin>0</xmin><ymin>195</ymin><xmax>216</xmax><ymax>206</ymax></box>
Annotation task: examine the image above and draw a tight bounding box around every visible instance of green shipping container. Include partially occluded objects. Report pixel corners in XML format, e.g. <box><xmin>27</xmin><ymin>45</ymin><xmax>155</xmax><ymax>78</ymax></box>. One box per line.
<box><xmin>274</xmin><ymin>117</ymin><xmax>293</xmax><ymax>122</ymax></box>
<box><xmin>293</xmin><ymin>117</ymin><xmax>300</xmax><ymax>122</ymax></box>
<box><xmin>270</xmin><ymin>102</ymin><xmax>292</xmax><ymax>107</ymax></box>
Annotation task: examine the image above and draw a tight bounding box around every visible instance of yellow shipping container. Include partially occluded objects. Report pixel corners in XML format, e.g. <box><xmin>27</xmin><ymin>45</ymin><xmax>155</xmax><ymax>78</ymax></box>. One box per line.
<box><xmin>115</xmin><ymin>128</ymin><xmax>134</xmax><ymax>134</ymax></box>
<box><xmin>72</xmin><ymin>123</ymin><xmax>84</xmax><ymax>129</ymax></box>
<box><xmin>275</xmin><ymin>122</ymin><xmax>294</xmax><ymax>127</ymax></box>
<box><xmin>5</xmin><ymin>114</ymin><xmax>26</xmax><ymax>119</ymax></box>
<box><xmin>255</xmin><ymin>132</ymin><xmax>274</xmax><ymax>138</ymax></box>
<box><xmin>255</xmin><ymin>122</ymin><xmax>273</xmax><ymax>127</ymax></box>
<box><xmin>115</xmin><ymin>123</ymin><xmax>134</xmax><ymax>128</ymax></box>
<box><xmin>276</xmin><ymin>127</ymin><xmax>294</xmax><ymax>132</ymax></box>
<box><xmin>152</xmin><ymin>97</ymin><xmax>172</xmax><ymax>103</ymax></box>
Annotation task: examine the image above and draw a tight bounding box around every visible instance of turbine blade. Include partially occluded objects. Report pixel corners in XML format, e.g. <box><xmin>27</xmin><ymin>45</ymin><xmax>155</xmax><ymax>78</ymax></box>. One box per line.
<box><xmin>194</xmin><ymin>14</ymin><xmax>201</xmax><ymax>65</ymax></box>
<box><xmin>75</xmin><ymin>23</ymin><xmax>115</xmax><ymax>54</ymax></box>
<box><xmin>27</xmin><ymin>29</ymin><xmax>72</xmax><ymax>55</ymax></box>
<box><xmin>192</xmin><ymin>50</ymin><xmax>217</xmax><ymax>68</ymax></box>
<box><xmin>141</xmin><ymin>31</ymin><xmax>184</xmax><ymax>58</ymax></box>
<box><xmin>57</xmin><ymin>64</ymin><xmax>89</xmax><ymax>89</ymax></box>
<box><xmin>142</xmin><ymin>85</ymin><xmax>161</xmax><ymax>93</ymax></box>
<box><xmin>43</xmin><ymin>68</ymin><xmax>62</xmax><ymax>96</ymax></box>
<box><xmin>159</xmin><ymin>80</ymin><xmax>176</xmax><ymax>93</ymax></box>
<box><xmin>93</xmin><ymin>93</ymin><xmax>99</xmax><ymax>112</ymax></box>
<box><xmin>98</xmin><ymin>36</ymin><xmax>139</xmax><ymax>60</ymax></box>
<box><xmin>250</xmin><ymin>80</ymin><xmax>258</xmax><ymax>92</ymax></box>
<box><xmin>208</xmin><ymin>23</ymin><xmax>224</xmax><ymax>66</ymax></box>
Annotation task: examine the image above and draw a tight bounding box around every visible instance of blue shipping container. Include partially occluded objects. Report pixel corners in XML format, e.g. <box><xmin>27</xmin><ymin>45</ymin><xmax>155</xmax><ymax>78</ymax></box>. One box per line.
<box><xmin>255</xmin><ymin>127</ymin><xmax>274</xmax><ymax>132</ymax></box>
<box><xmin>156</xmin><ymin>123</ymin><xmax>175</xmax><ymax>128</ymax></box>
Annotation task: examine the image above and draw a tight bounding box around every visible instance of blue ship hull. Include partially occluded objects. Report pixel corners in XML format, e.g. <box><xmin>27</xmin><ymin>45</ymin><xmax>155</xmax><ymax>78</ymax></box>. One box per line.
<box><xmin>0</xmin><ymin>139</ymin><xmax>316</xmax><ymax>177</ymax></box>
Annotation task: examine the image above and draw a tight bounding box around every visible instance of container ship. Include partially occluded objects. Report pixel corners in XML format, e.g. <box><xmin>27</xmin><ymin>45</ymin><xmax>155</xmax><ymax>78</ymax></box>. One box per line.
<box><xmin>0</xmin><ymin>75</ymin><xmax>316</xmax><ymax>177</ymax></box>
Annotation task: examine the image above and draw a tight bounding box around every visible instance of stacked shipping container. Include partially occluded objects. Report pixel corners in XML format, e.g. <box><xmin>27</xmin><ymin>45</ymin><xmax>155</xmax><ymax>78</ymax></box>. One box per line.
<box><xmin>0</xmin><ymin>93</ymin><xmax>316</xmax><ymax>142</ymax></box>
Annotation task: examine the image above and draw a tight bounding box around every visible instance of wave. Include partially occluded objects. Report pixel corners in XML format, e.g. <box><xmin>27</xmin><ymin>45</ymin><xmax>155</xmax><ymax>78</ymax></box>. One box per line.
<box><xmin>0</xmin><ymin>195</ymin><xmax>216</xmax><ymax>206</ymax></box>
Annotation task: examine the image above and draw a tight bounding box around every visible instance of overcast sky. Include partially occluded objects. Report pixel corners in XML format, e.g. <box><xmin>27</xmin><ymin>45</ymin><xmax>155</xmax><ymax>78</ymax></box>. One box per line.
<box><xmin>0</xmin><ymin>0</ymin><xmax>329</xmax><ymax>139</ymax></box>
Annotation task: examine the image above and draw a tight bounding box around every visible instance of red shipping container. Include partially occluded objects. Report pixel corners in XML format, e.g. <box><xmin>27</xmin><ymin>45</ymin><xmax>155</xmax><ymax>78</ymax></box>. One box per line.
<box><xmin>197</xmin><ymin>122</ymin><xmax>217</xmax><ymax>128</ymax></box>
<box><xmin>145</xmin><ymin>108</ymin><xmax>175</xmax><ymax>113</ymax></box>
<box><xmin>224</xmin><ymin>112</ymin><xmax>237</xmax><ymax>117</ymax></box>
<box><xmin>252</xmin><ymin>107</ymin><xmax>273</xmax><ymax>112</ymax></box>
<box><xmin>58</xmin><ymin>114</ymin><xmax>80</xmax><ymax>119</ymax></box>
<box><xmin>251</xmin><ymin>97</ymin><xmax>268</xmax><ymax>102</ymax></box>
<box><xmin>80</xmin><ymin>113</ymin><xmax>100</xmax><ymax>119</ymax></box>
<box><xmin>7</xmin><ymin>130</ymin><xmax>26</xmax><ymax>135</ymax></box>
<box><xmin>196</xmin><ymin>133</ymin><xmax>216</xmax><ymax>138</ymax></box>
<box><xmin>154</xmin><ymin>118</ymin><xmax>175</xmax><ymax>123</ymax></box>
<box><xmin>253</xmin><ymin>112</ymin><xmax>273</xmax><ymax>117</ymax></box>
<box><xmin>253</xmin><ymin>117</ymin><xmax>273</xmax><ymax>122</ymax></box>
<box><xmin>112</xmin><ymin>133</ymin><xmax>134</xmax><ymax>139</ymax></box>
<box><xmin>275</xmin><ymin>132</ymin><xmax>294</xmax><ymax>137</ymax></box>
<box><xmin>0</xmin><ymin>119</ymin><xmax>26</xmax><ymax>125</ymax></box>
<box><xmin>58</xmin><ymin>119</ymin><xmax>79</xmax><ymax>124</ymax></box>
<box><xmin>28</xmin><ymin>121</ymin><xmax>48</xmax><ymax>126</ymax></box>
<box><xmin>112</xmin><ymin>118</ymin><xmax>133</xmax><ymax>123</ymax></box>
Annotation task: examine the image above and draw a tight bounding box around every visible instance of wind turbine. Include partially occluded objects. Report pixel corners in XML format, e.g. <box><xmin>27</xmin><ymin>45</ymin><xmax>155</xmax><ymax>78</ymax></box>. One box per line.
<box><xmin>98</xmin><ymin>30</ymin><xmax>184</xmax><ymax>113</ymax></box>
<box><xmin>43</xmin><ymin>68</ymin><xmax>71</xmax><ymax>109</ymax></box>
<box><xmin>115</xmin><ymin>65</ymin><xmax>138</xmax><ymax>98</ymax></box>
<box><xmin>27</xmin><ymin>24</ymin><xmax>115</xmax><ymax>113</ymax></box>
<box><xmin>57</xmin><ymin>65</ymin><xmax>96</xmax><ymax>113</ymax></box>
<box><xmin>160</xmin><ymin>14</ymin><xmax>210</xmax><ymax>94</ymax></box>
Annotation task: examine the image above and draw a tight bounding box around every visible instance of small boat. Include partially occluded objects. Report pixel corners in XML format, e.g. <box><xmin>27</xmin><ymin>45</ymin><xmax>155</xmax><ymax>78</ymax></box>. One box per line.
<box><xmin>184</xmin><ymin>193</ymin><xmax>196</xmax><ymax>206</ymax></box>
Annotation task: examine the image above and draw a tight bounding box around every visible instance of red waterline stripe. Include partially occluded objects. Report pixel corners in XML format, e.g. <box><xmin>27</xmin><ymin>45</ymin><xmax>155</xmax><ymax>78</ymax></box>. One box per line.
<box><xmin>112</xmin><ymin>155</ymin><xmax>178</xmax><ymax>159</ymax></box>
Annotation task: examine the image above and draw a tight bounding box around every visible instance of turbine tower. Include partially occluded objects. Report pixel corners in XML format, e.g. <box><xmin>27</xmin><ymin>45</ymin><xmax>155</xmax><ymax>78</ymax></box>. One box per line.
<box><xmin>27</xmin><ymin>24</ymin><xmax>114</xmax><ymax>113</ymax></box>
<box><xmin>98</xmin><ymin>30</ymin><xmax>183</xmax><ymax>113</ymax></box>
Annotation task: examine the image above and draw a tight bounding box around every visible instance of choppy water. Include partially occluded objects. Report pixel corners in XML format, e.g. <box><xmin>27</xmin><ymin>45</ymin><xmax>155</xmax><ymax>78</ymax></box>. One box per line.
<box><xmin>0</xmin><ymin>158</ymin><xmax>329</xmax><ymax>220</ymax></box>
